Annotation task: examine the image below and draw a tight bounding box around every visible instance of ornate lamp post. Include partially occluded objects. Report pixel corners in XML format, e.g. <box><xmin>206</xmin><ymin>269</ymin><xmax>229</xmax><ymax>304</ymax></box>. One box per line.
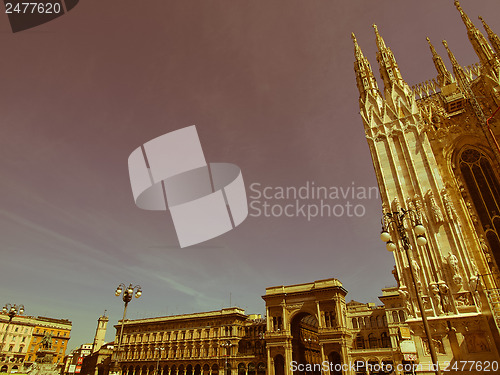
<box><xmin>113</xmin><ymin>284</ymin><xmax>142</xmax><ymax>372</ymax></box>
<box><xmin>380</xmin><ymin>208</ymin><xmax>441</xmax><ymax>375</ymax></box>
<box><xmin>221</xmin><ymin>340</ymin><xmax>231</xmax><ymax>375</ymax></box>
<box><xmin>155</xmin><ymin>347</ymin><xmax>165</xmax><ymax>375</ymax></box>
<box><xmin>1</xmin><ymin>304</ymin><xmax>24</xmax><ymax>353</ymax></box>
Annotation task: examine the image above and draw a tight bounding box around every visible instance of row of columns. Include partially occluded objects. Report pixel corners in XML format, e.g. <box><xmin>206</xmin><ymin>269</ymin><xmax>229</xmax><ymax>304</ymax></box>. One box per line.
<box><xmin>123</xmin><ymin>365</ymin><xmax>265</xmax><ymax>375</ymax></box>
<box><xmin>122</xmin><ymin>344</ymin><xmax>228</xmax><ymax>361</ymax></box>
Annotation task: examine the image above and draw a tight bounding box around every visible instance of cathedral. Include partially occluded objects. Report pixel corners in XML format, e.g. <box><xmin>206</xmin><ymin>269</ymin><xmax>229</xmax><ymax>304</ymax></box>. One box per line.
<box><xmin>101</xmin><ymin>2</ymin><xmax>500</xmax><ymax>375</ymax></box>
<box><xmin>352</xmin><ymin>0</ymin><xmax>500</xmax><ymax>372</ymax></box>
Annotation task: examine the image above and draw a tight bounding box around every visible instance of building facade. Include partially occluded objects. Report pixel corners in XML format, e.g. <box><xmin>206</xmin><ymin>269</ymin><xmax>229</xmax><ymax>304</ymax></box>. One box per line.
<box><xmin>112</xmin><ymin>308</ymin><xmax>266</xmax><ymax>375</ymax></box>
<box><xmin>80</xmin><ymin>342</ymin><xmax>114</xmax><ymax>375</ymax></box>
<box><xmin>98</xmin><ymin>3</ymin><xmax>500</xmax><ymax>375</ymax></box>
<box><xmin>109</xmin><ymin>280</ymin><xmax>424</xmax><ymax>375</ymax></box>
<box><xmin>352</xmin><ymin>0</ymin><xmax>500</xmax><ymax>372</ymax></box>
<box><xmin>63</xmin><ymin>344</ymin><xmax>95</xmax><ymax>375</ymax></box>
<box><xmin>0</xmin><ymin>314</ymin><xmax>72</xmax><ymax>373</ymax></box>
<box><xmin>25</xmin><ymin>317</ymin><xmax>72</xmax><ymax>368</ymax></box>
<box><xmin>0</xmin><ymin>314</ymin><xmax>35</xmax><ymax>373</ymax></box>
<box><xmin>262</xmin><ymin>279</ymin><xmax>418</xmax><ymax>375</ymax></box>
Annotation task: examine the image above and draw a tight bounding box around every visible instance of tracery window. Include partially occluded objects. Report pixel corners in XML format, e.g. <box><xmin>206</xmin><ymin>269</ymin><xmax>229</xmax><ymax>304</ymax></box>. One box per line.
<box><xmin>459</xmin><ymin>148</ymin><xmax>500</xmax><ymax>267</ymax></box>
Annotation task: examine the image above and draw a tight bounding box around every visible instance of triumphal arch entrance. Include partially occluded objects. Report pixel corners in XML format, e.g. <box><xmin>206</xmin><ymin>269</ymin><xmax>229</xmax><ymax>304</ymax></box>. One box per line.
<box><xmin>262</xmin><ymin>279</ymin><xmax>351</xmax><ymax>375</ymax></box>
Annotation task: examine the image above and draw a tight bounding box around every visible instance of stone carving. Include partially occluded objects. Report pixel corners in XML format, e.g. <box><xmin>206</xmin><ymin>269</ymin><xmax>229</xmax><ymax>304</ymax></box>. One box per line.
<box><xmin>422</xmin><ymin>337</ymin><xmax>446</xmax><ymax>355</ymax></box>
<box><xmin>412</xmin><ymin>260</ymin><xmax>422</xmax><ymax>290</ymax></box>
<box><xmin>391</xmin><ymin>197</ymin><xmax>400</xmax><ymax>212</ymax></box>
<box><xmin>480</xmin><ymin>235</ymin><xmax>488</xmax><ymax>252</ymax></box>
<box><xmin>469</xmin><ymin>276</ymin><xmax>479</xmax><ymax>291</ymax></box>
<box><xmin>441</xmin><ymin>189</ymin><xmax>457</xmax><ymax>220</ymax></box>
<box><xmin>392</xmin><ymin>265</ymin><xmax>400</xmax><ymax>287</ymax></box>
<box><xmin>469</xmin><ymin>276</ymin><xmax>482</xmax><ymax>311</ymax></box>
<box><xmin>479</xmin><ymin>236</ymin><xmax>493</xmax><ymax>265</ymax></box>
<box><xmin>455</xmin><ymin>293</ymin><xmax>473</xmax><ymax>307</ymax></box>
<box><xmin>466</xmin><ymin>201</ymin><xmax>479</xmax><ymax>224</ymax></box>
<box><xmin>470</xmin><ymin>258</ymin><xmax>479</xmax><ymax>277</ymax></box>
<box><xmin>406</xmin><ymin>196</ymin><xmax>415</xmax><ymax>211</ymax></box>
<box><xmin>414</xmin><ymin>194</ymin><xmax>423</xmax><ymax>212</ymax></box>
<box><xmin>447</xmin><ymin>253</ymin><xmax>463</xmax><ymax>289</ymax></box>
<box><xmin>426</xmin><ymin>189</ymin><xmax>444</xmax><ymax>224</ymax></box>
<box><xmin>447</xmin><ymin>253</ymin><xmax>459</xmax><ymax>273</ymax></box>
<box><xmin>438</xmin><ymin>281</ymin><xmax>452</xmax><ymax>313</ymax></box>
<box><xmin>458</xmin><ymin>182</ymin><xmax>467</xmax><ymax>197</ymax></box>
<box><xmin>429</xmin><ymin>282</ymin><xmax>443</xmax><ymax>315</ymax></box>
<box><xmin>398</xmin><ymin>288</ymin><xmax>414</xmax><ymax>318</ymax></box>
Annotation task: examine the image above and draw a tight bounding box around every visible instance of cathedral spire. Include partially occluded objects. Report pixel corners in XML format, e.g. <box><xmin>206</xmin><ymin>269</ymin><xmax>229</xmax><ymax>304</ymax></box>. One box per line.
<box><xmin>443</xmin><ymin>40</ymin><xmax>487</xmax><ymax>124</ymax></box>
<box><xmin>373</xmin><ymin>24</ymin><xmax>405</xmax><ymax>91</ymax></box>
<box><xmin>442</xmin><ymin>40</ymin><xmax>468</xmax><ymax>94</ymax></box>
<box><xmin>426</xmin><ymin>37</ymin><xmax>454</xmax><ymax>86</ymax></box>
<box><xmin>352</xmin><ymin>32</ymin><xmax>380</xmax><ymax>100</ymax></box>
<box><xmin>454</xmin><ymin>1</ymin><xmax>495</xmax><ymax>68</ymax></box>
<box><xmin>479</xmin><ymin>16</ymin><xmax>500</xmax><ymax>56</ymax></box>
<box><xmin>352</xmin><ymin>32</ymin><xmax>363</xmax><ymax>61</ymax></box>
<box><xmin>373</xmin><ymin>24</ymin><xmax>387</xmax><ymax>51</ymax></box>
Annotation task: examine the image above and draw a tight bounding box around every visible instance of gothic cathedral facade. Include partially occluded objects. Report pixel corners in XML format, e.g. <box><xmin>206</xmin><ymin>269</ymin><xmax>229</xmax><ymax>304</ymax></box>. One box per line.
<box><xmin>353</xmin><ymin>0</ymin><xmax>500</xmax><ymax>369</ymax></box>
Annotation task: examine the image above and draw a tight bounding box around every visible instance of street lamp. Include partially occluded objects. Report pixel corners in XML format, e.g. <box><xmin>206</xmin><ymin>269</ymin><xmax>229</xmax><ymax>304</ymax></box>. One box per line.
<box><xmin>155</xmin><ymin>347</ymin><xmax>165</xmax><ymax>375</ymax></box>
<box><xmin>221</xmin><ymin>340</ymin><xmax>231</xmax><ymax>375</ymax></box>
<box><xmin>380</xmin><ymin>208</ymin><xmax>441</xmax><ymax>375</ymax></box>
<box><xmin>114</xmin><ymin>284</ymin><xmax>142</xmax><ymax>369</ymax></box>
<box><xmin>1</xmin><ymin>304</ymin><xmax>24</xmax><ymax>354</ymax></box>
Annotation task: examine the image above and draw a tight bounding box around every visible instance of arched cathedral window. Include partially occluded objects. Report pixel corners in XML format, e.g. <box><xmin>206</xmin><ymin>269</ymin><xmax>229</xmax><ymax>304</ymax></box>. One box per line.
<box><xmin>458</xmin><ymin>148</ymin><xmax>500</xmax><ymax>267</ymax></box>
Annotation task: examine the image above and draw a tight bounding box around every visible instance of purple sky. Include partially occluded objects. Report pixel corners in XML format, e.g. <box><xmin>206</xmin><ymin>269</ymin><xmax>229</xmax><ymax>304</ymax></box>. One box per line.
<box><xmin>0</xmin><ymin>0</ymin><xmax>499</xmax><ymax>350</ymax></box>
